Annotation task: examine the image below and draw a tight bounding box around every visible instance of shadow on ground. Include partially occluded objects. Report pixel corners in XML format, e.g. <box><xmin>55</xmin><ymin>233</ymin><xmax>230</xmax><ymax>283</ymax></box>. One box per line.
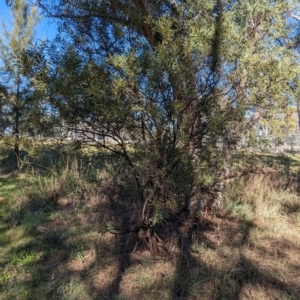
<box><xmin>1</xmin><ymin>166</ymin><xmax>300</xmax><ymax>299</ymax></box>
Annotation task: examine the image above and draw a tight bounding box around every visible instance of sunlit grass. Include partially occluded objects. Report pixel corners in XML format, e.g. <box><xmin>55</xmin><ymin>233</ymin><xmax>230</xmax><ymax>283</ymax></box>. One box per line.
<box><xmin>0</xmin><ymin>147</ymin><xmax>300</xmax><ymax>299</ymax></box>
<box><xmin>8</xmin><ymin>250</ymin><xmax>37</xmax><ymax>267</ymax></box>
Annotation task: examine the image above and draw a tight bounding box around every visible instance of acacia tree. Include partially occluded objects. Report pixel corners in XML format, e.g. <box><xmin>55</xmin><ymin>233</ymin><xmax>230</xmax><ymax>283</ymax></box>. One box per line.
<box><xmin>36</xmin><ymin>0</ymin><xmax>298</xmax><ymax>250</ymax></box>
<box><xmin>254</xmin><ymin>5</ymin><xmax>300</xmax><ymax>146</ymax></box>
<box><xmin>0</xmin><ymin>0</ymin><xmax>41</xmax><ymax>169</ymax></box>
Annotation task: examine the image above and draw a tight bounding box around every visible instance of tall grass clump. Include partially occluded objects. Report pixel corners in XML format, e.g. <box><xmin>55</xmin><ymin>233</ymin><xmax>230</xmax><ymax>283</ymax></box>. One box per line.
<box><xmin>224</xmin><ymin>174</ymin><xmax>300</xmax><ymax>224</ymax></box>
<box><xmin>6</xmin><ymin>155</ymin><xmax>99</xmax><ymax>229</ymax></box>
<box><xmin>42</xmin><ymin>155</ymin><xmax>99</xmax><ymax>201</ymax></box>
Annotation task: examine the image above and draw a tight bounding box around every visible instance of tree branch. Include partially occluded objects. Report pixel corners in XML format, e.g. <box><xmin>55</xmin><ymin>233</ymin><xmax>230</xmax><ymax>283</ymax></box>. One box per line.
<box><xmin>290</xmin><ymin>13</ymin><xmax>300</xmax><ymax>22</ymax></box>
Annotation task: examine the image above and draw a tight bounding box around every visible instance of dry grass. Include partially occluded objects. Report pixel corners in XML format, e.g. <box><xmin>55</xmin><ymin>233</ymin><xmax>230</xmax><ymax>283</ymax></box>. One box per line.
<box><xmin>1</xmin><ymin>155</ymin><xmax>300</xmax><ymax>299</ymax></box>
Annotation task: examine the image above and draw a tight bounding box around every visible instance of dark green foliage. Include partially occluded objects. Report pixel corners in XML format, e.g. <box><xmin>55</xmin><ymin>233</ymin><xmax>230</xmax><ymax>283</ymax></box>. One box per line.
<box><xmin>0</xmin><ymin>0</ymin><xmax>43</xmax><ymax>169</ymax></box>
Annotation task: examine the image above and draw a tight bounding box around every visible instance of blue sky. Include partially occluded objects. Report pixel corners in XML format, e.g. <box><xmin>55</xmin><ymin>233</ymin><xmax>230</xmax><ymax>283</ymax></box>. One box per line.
<box><xmin>0</xmin><ymin>1</ymin><xmax>57</xmax><ymax>41</ymax></box>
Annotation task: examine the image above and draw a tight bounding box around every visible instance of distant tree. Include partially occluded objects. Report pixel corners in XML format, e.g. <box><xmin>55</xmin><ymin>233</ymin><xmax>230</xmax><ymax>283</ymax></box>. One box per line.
<box><xmin>36</xmin><ymin>0</ymin><xmax>299</xmax><ymax>250</ymax></box>
<box><xmin>0</xmin><ymin>0</ymin><xmax>42</xmax><ymax>169</ymax></box>
<box><xmin>259</xmin><ymin>105</ymin><xmax>297</xmax><ymax>143</ymax></box>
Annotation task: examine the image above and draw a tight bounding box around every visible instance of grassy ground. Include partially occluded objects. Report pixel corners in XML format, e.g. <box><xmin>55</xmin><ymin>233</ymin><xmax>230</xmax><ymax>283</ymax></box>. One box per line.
<box><xmin>0</xmin><ymin>147</ymin><xmax>300</xmax><ymax>299</ymax></box>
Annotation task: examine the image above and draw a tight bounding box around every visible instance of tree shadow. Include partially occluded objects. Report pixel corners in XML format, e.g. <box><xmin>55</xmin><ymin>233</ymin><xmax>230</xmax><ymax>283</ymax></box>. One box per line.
<box><xmin>102</xmin><ymin>234</ymin><xmax>135</xmax><ymax>298</ymax></box>
<box><xmin>166</xmin><ymin>210</ymin><xmax>300</xmax><ymax>299</ymax></box>
<box><xmin>1</xmin><ymin>144</ymin><xmax>300</xmax><ymax>299</ymax></box>
<box><xmin>169</xmin><ymin>218</ymin><xmax>193</xmax><ymax>299</ymax></box>
<box><xmin>0</xmin><ymin>166</ymin><xmax>107</xmax><ymax>299</ymax></box>
<box><xmin>2</xmin><ymin>182</ymin><xmax>300</xmax><ymax>299</ymax></box>
<box><xmin>226</xmin><ymin>253</ymin><xmax>300</xmax><ymax>299</ymax></box>
<box><xmin>90</xmin><ymin>170</ymin><xmax>144</xmax><ymax>299</ymax></box>
<box><xmin>0</xmin><ymin>148</ymin><xmax>141</xmax><ymax>299</ymax></box>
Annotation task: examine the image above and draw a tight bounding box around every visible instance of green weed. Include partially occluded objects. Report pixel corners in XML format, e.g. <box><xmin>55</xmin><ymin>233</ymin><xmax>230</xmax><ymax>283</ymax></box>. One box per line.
<box><xmin>9</xmin><ymin>250</ymin><xmax>37</xmax><ymax>267</ymax></box>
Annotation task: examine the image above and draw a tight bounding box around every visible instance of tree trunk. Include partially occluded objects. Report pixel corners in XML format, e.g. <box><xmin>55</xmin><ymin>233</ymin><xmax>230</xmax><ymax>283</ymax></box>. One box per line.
<box><xmin>14</xmin><ymin>70</ymin><xmax>21</xmax><ymax>171</ymax></box>
<box><xmin>297</xmin><ymin>100</ymin><xmax>300</xmax><ymax>133</ymax></box>
<box><xmin>137</xmin><ymin>0</ymin><xmax>226</xmax><ymax>215</ymax></box>
<box><xmin>14</xmin><ymin>107</ymin><xmax>20</xmax><ymax>170</ymax></box>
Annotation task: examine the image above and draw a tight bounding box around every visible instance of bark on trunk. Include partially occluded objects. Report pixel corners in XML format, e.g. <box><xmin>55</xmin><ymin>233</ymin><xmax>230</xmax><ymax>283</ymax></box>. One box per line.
<box><xmin>14</xmin><ymin>107</ymin><xmax>20</xmax><ymax>170</ymax></box>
